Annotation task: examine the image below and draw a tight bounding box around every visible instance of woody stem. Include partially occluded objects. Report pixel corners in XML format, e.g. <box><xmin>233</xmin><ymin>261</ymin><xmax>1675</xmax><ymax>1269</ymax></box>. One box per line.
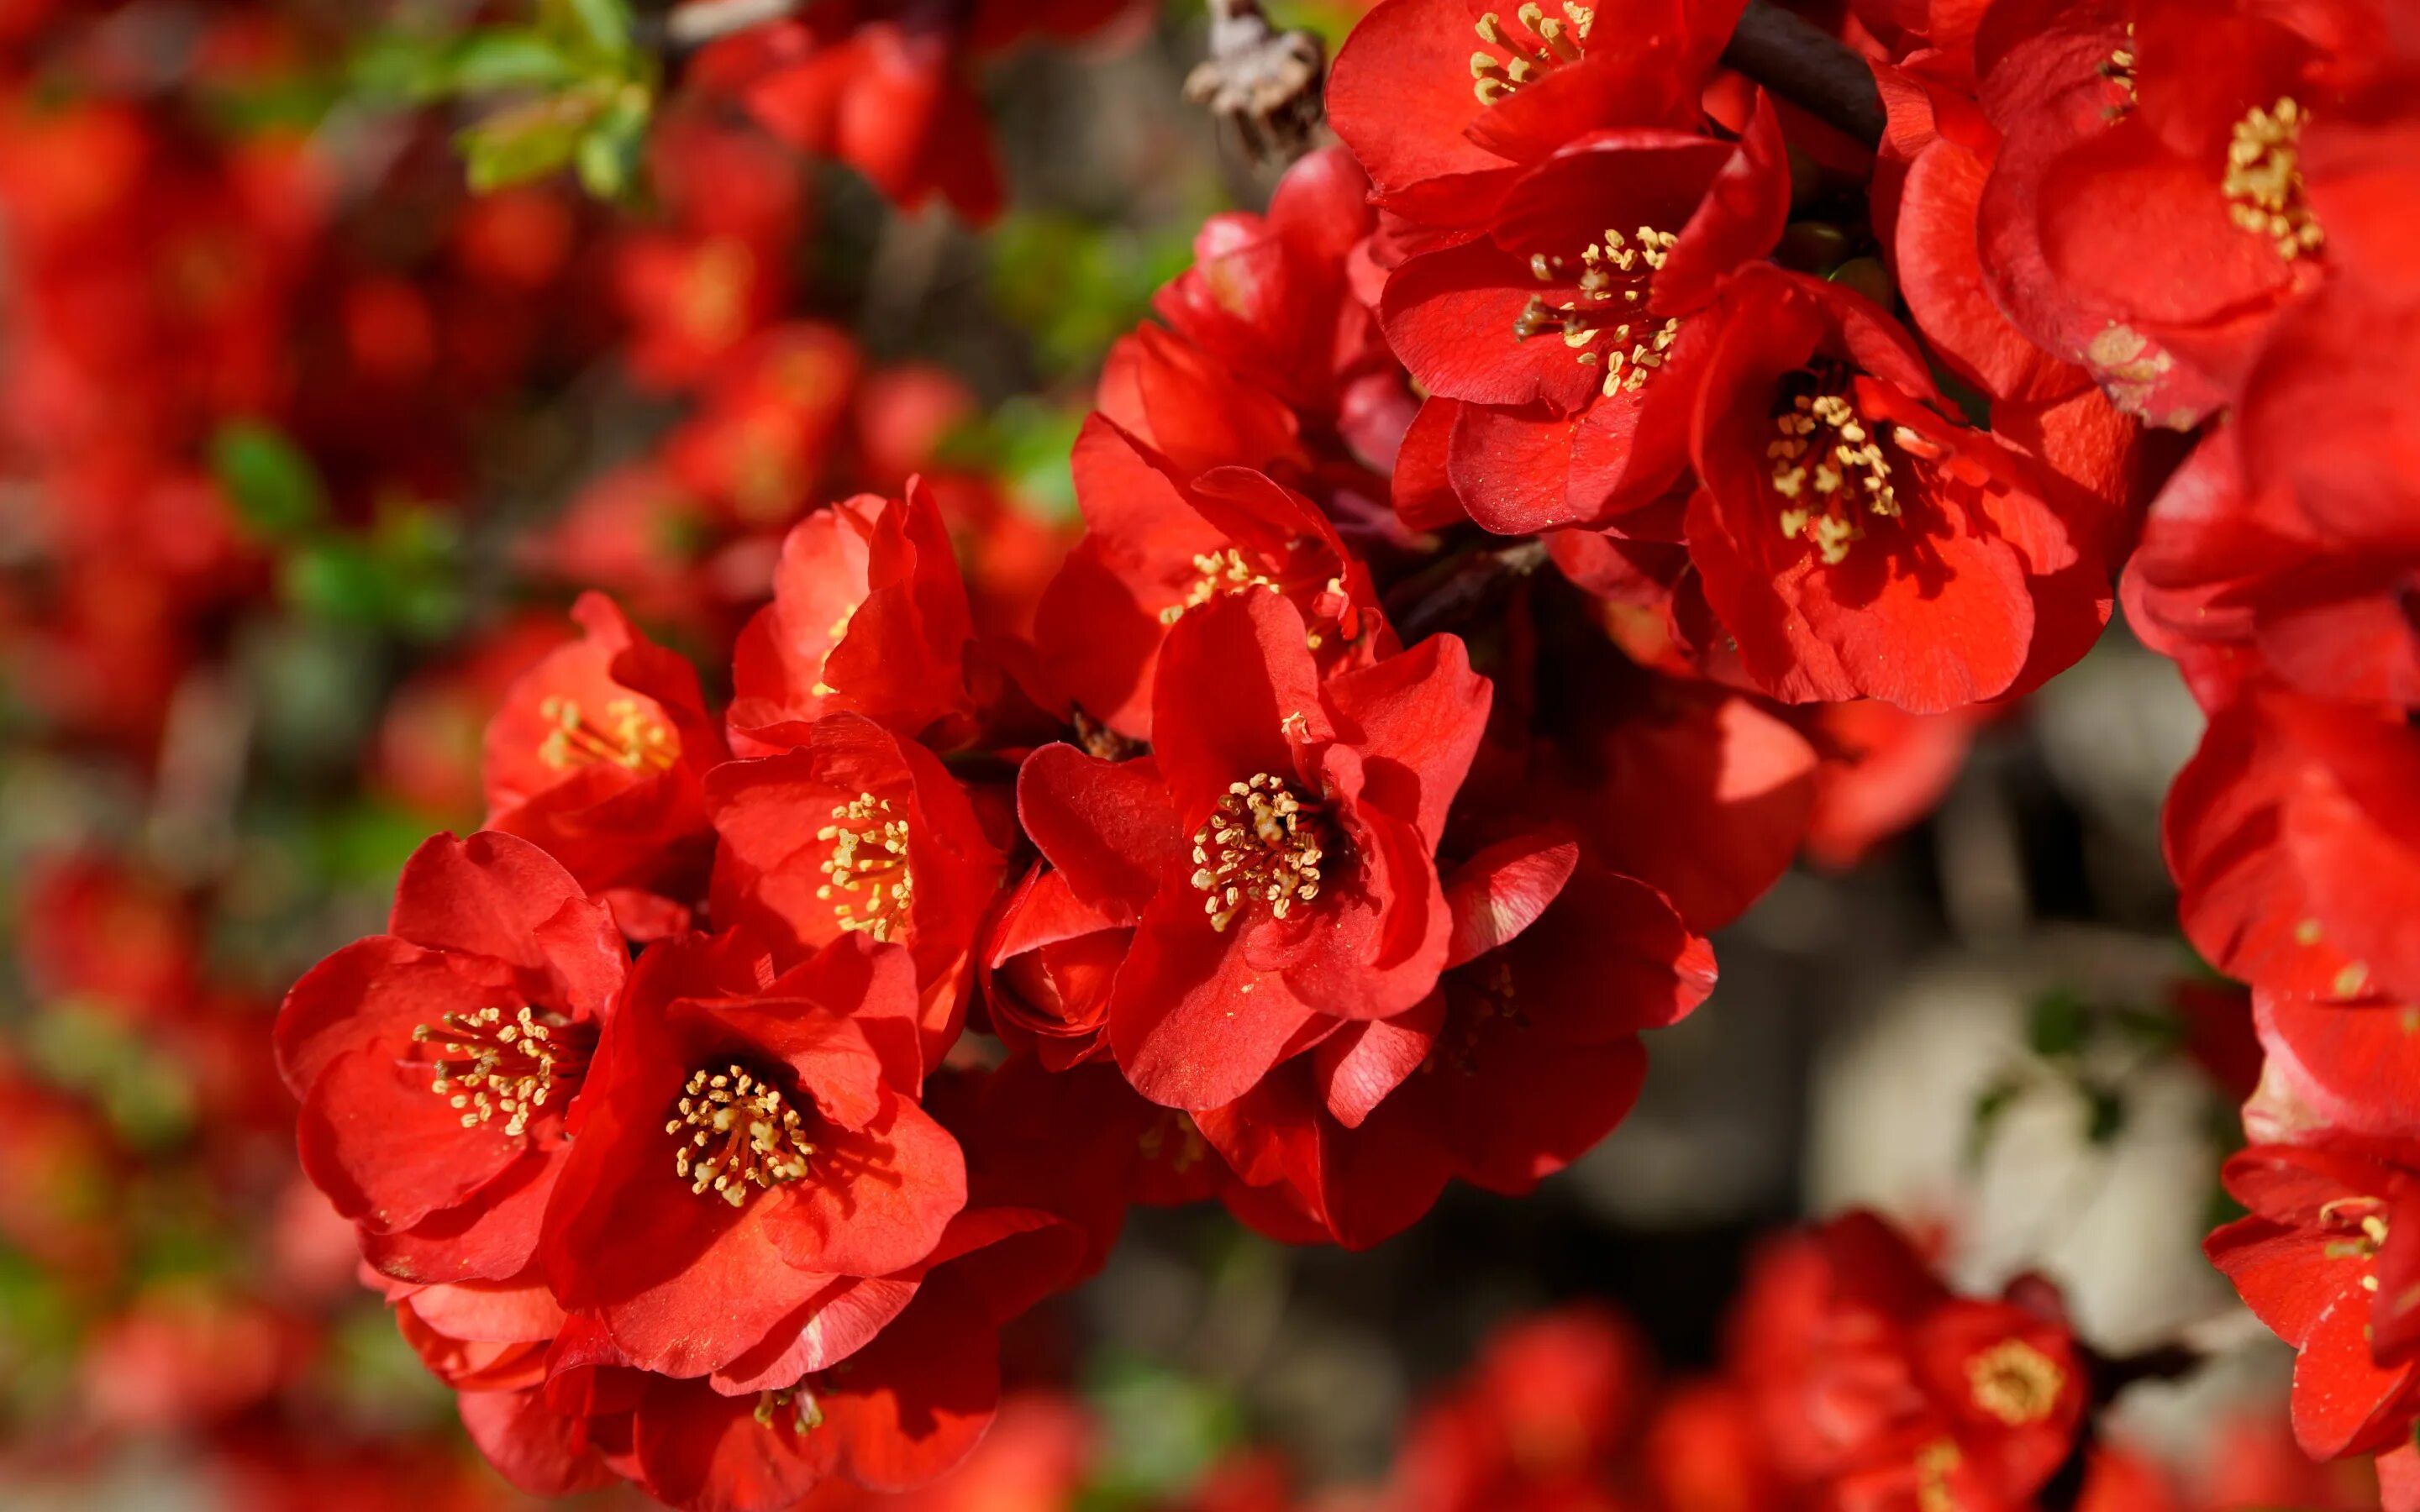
<box><xmin>1720</xmin><ymin>0</ymin><xmax>1887</xmax><ymax>147</ymax></box>
<box><xmin>648</xmin><ymin>0</ymin><xmax>802</xmax><ymax>53</ymax></box>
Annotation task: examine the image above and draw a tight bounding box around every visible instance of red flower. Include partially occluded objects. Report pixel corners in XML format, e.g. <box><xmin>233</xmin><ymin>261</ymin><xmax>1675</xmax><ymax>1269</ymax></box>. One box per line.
<box><xmin>536</xmin><ymin>928</ymin><xmax>965</xmax><ymax>1385</ymax></box>
<box><xmin>1016</xmin><ymin>589</ymin><xmax>1491</xmax><ymax>1110</ymax></box>
<box><xmin>2207</xmin><ymin>1141</ymin><xmax>2420</xmax><ymax>1458</ymax></box>
<box><xmin>2255</xmin><ymin>988</ymin><xmax>2420</xmax><ymax>1144</ymax></box>
<box><xmin>1684</xmin><ymin>265</ymin><xmax>2113</xmax><ymax>712</ymax></box>
<box><xmin>1328</xmin><ymin>0</ymin><xmax>1745</xmax><ymax>222</ymax></box>
<box><xmin>1967</xmin><ymin>0</ymin><xmax>2228</xmax><ymax>428</ymax></box>
<box><xmin>450</xmin><ymin>1205</ymin><xmax>1084</xmax><ymax>1510</ymax></box>
<box><xmin>611</xmin><ymin>114</ymin><xmax>804</xmax><ymax>392</ymax></box>
<box><xmin>1034</xmin><ymin>421</ymin><xmax>1385</xmax><ymax>740</ymax></box>
<box><xmin>1377</xmin><ymin>96</ymin><xmax>1790</xmax><ymax>534</ymax></box>
<box><xmin>707</xmin><ymin>711</ymin><xmax>1005</xmax><ymax>1066</ymax></box>
<box><xmin>274</xmin><ymin>832</ymin><xmax>625</xmax><ymax>1282</ymax></box>
<box><xmin>2031</xmin><ymin>0</ymin><xmax>2373</xmax><ymax>398</ymax></box>
<box><xmin>727</xmin><ymin>480</ymin><xmax>976</xmax><ymax>753</ymax></box>
<box><xmin>19</xmin><ymin>851</ymin><xmax>198</xmax><ymax>1021</ymax></box>
<box><xmin>2163</xmin><ymin>687</ymin><xmax>2420</xmax><ymax>1004</ymax></box>
<box><xmin>1192</xmin><ymin>843</ymin><xmax>1715</xmax><ymax>1249</ymax></box>
<box><xmin>483</xmin><ymin>593</ymin><xmax>725</xmax><ymax>927</ymax></box>
<box><xmin>1729</xmin><ymin>1210</ymin><xmax>2088</xmax><ymax>1510</ymax></box>
<box><xmin>664</xmin><ymin>322</ymin><xmax>864</xmax><ymax>527</ymax></box>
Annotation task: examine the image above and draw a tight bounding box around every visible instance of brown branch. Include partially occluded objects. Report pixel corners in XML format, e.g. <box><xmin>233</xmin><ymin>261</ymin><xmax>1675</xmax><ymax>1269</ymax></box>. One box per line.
<box><xmin>644</xmin><ymin>0</ymin><xmax>802</xmax><ymax>55</ymax></box>
<box><xmin>1387</xmin><ymin>539</ymin><xmax>1550</xmax><ymax>643</ymax></box>
<box><xmin>1186</xmin><ymin>0</ymin><xmax>1327</xmax><ymax>164</ymax></box>
<box><xmin>1720</xmin><ymin>0</ymin><xmax>1886</xmax><ymax>149</ymax></box>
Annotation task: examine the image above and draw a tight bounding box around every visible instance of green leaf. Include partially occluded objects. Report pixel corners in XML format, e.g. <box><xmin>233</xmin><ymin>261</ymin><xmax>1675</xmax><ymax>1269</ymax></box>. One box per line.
<box><xmin>1966</xmin><ymin>1074</ymin><xmax>2024</xmax><ymax>1168</ymax></box>
<box><xmin>211</xmin><ymin>421</ymin><xmax>327</xmax><ymax>540</ymax></box>
<box><xmin>574</xmin><ymin>84</ymin><xmax>652</xmax><ymax>200</ymax></box>
<box><xmin>449</xmin><ymin>30</ymin><xmax>583</xmax><ymax>93</ymax></box>
<box><xmin>544</xmin><ymin>0</ymin><xmax>634</xmax><ymax>61</ymax></box>
<box><xmin>458</xmin><ymin>92</ymin><xmax>598</xmax><ymax>192</ymax></box>
<box><xmin>2027</xmin><ymin>986</ymin><xmax>2089</xmax><ymax>1060</ymax></box>
<box><xmin>2083</xmin><ymin>1084</ymin><xmax>2127</xmax><ymax>1146</ymax></box>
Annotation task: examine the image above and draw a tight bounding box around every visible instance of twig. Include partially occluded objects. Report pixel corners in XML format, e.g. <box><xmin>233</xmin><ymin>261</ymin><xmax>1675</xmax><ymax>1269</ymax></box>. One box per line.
<box><xmin>1720</xmin><ymin>0</ymin><xmax>1886</xmax><ymax>148</ymax></box>
<box><xmin>1387</xmin><ymin>539</ymin><xmax>1550</xmax><ymax>643</ymax></box>
<box><xmin>1185</xmin><ymin>0</ymin><xmax>1327</xmax><ymax>164</ymax></box>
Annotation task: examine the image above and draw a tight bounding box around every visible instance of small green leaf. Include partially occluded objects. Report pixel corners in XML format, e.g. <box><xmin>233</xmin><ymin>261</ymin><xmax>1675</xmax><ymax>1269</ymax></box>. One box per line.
<box><xmin>211</xmin><ymin>421</ymin><xmax>327</xmax><ymax>539</ymax></box>
<box><xmin>2028</xmin><ymin>986</ymin><xmax>2089</xmax><ymax>1059</ymax></box>
<box><xmin>1966</xmin><ymin>1074</ymin><xmax>2023</xmax><ymax>1168</ymax></box>
<box><xmin>458</xmin><ymin>92</ymin><xmax>597</xmax><ymax>192</ymax></box>
<box><xmin>545</xmin><ymin>0</ymin><xmax>634</xmax><ymax>61</ymax></box>
<box><xmin>574</xmin><ymin>85</ymin><xmax>652</xmax><ymax>200</ymax></box>
<box><xmin>449</xmin><ymin>31</ymin><xmax>583</xmax><ymax>93</ymax></box>
<box><xmin>2083</xmin><ymin>1084</ymin><xmax>2127</xmax><ymax>1146</ymax></box>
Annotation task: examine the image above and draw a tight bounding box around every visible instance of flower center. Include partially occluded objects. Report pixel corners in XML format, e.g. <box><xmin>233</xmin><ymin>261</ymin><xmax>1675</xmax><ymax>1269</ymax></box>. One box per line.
<box><xmin>1514</xmin><ymin>227</ymin><xmax>1683</xmax><ymax>400</ymax></box>
<box><xmin>665</xmin><ymin>1063</ymin><xmax>818</xmax><ymax>1208</ymax></box>
<box><xmin>413</xmin><ymin>1006</ymin><xmax>586</xmax><ymax>1137</ymax></box>
<box><xmin>1189</xmin><ymin>773</ymin><xmax>1328</xmax><ymax>933</ymax></box>
<box><xmin>2320</xmin><ymin>1195</ymin><xmax>2391</xmax><ymax>1292</ymax></box>
<box><xmin>753</xmin><ymin>1385</ymin><xmax>823</xmax><ymax>1434</ymax></box>
<box><xmin>1160</xmin><ymin>549</ymin><xmax>1281</xmax><ymax>626</ymax></box>
<box><xmin>538</xmin><ymin>696</ymin><xmax>678</xmax><ymax>774</ymax></box>
<box><xmin>816</xmin><ymin>793</ymin><xmax>913</xmax><ymax>943</ymax></box>
<box><xmin>1768</xmin><ymin>391</ymin><xmax>1919</xmax><ymax>564</ymax></box>
<box><xmin>2223</xmin><ymin>97</ymin><xmax>2323</xmax><ymax>260</ymax></box>
<box><xmin>1469</xmin><ymin>3</ymin><xmax>1596</xmax><ymax>105</ymax></box>
<box><xmin>1964</xmin><ymin>1339</ymin><xmax>2066</xmax><ymax>1426</ymax></box>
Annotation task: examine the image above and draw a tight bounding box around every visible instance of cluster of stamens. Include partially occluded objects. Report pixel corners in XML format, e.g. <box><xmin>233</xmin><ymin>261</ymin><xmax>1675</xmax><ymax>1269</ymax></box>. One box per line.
<box><xmin>1515</xmin><ymin>228</ymin><xmax>1681</xmax><ymax>398</ymax></box>
<box><xmin>413</xmin><ymin>1006</ymin><xmax>566</xmax><ymax>1137</ymax></box>
<box><xmin>817</xmin><ymin>793</ymin><xmax>913</xmax><ymax>943</ymax></box>
<box><xmin>2223</xmin><ymin>97</ymin><xmax>2323</xmax><ymax>260</ymax></box>
<box><xmin>538</xmin><ymin>696</ymin><xmax>678</xmax><ymax>774</ymax></box>
<box><xmin>1470</xmin><ymin>4</ymin><xmax>1596</xmax><ymax>104</ymax></box>
<box><xmin>1190</xmin><ymin>774</ymin><xmax>1327</xmax><ymax>933</ymax></box>
<box><xmin>2096</xmin><ymin>24</ymin><xmax>2135</xmax><ymax>108</ymax></box>
<box><xmin>1963</xmin><ymin>1339</ymin><xmax>2067</xmax><ymax>1426</ymax></box>
<box><xmin>1769</xmin><ymin>393</ymin><xmax>1909</xmax><ymax>564</ymax></box>
<box><xmin>753</xmin><ymin>1386</ymin><xmax>823</xmax><ymax>1433</ymax></box>
<box><xmin>666</xmin><ymin>1064</ymin><xmax>818</xmax><ymax>1207</ymax></box>
<box><xmin>1160</xmin><ymin>549</ymin><xmax>1281</xmax><ymax>626</ymax></box>
<box><xmin>2320</xmin><ymin>1196</ymin><xmax>2391</xmax><ymax>1294</ymax></box>
<box><xmin>1914</xmin><ymin>1441</ymin><xmax>1962</xmax><ymax>1512</ymax></box>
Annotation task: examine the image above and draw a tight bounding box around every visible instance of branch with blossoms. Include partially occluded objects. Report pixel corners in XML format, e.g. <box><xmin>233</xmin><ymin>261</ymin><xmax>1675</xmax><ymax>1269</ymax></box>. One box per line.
<box><xmin>0</xmin><ymin>0</ymin><xmax>2405</xmax><ymax>1506</ymax></box>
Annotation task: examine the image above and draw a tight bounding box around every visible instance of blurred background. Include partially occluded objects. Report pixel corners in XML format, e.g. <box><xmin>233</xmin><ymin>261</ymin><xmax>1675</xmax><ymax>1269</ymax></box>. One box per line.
<box><xmin>0</xmin><ymin>1</ymin><xmax>2339</xmax><ymax>1507</ymax></box>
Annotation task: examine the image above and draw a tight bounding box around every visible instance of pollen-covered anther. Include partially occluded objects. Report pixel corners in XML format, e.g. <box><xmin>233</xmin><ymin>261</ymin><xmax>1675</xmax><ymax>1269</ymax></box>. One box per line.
<box><xmin>1189</xmin><ymin>772</ymin><xmax>1328</xmax><ymax>933</ymax></box>
<box><xmin>2097</xmin><ymin>23</ymin><xmax>2136</xmax><ymax>105</ymax></box>
<box><xmin>1160</xmin><ymin>547</ymin><xmax>1281</xmax><ymax>626</ymax></box>
<box><xmin>754</xmin><ymin>1386</ymin><xmax>824</xmax><ymax>1434</ymax></box>
<box><xmin>413</xmin><ymin>1005</ymin><xmax>572</xmax><ymax>1137</ymax></box>
<box><xmin>1470</xmin><ymin>3</ymin><xmax>1597</xmax><ymax>104</ymax></box>
<box><xmin>1512</xmin><ymin>227</ymin><xmax>1681</xmax><ymax>394</ymax></box>
<box><xmin>2223</xmin><ymin>97</ymin><xmax>2323</xmax><ymax>260</ymax></box>
<box><xmin>1965</xmin><ymin>1339</ymin><xmax>2067</xmax><ymax>1427</ymax></box>
<box><xmin>666</xmin><ymin>1063</ymin><xmax>819</xmax><ymax>1208</ymax></box>
<box><xmin>816</xmin><ymin>793</ymin><xmax>913</xmax><ymax>943</ymax></box>
<box><xmin>538</xmin><ymin>696</ymin><xmax>678</xmax><ymax>774</ymax></box>
<box><xmin>1770</xmin><ymin>393</ymin><xmax>1901</xmax><ymax>564</ymax></box>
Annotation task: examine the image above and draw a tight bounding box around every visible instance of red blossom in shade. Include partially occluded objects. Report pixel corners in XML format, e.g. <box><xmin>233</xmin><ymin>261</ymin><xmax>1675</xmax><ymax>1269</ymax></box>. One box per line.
<box><xmin>1014</xmin><ymin>589</ymin><xmax>1491</xmax><ymax>1113</ymax></box>
<box><xmin>1802</xmin><ymin>701</ymin><xmax>1987</xmax><ymax>869</ymax></box>
<box><xmin>1386</xmin><ymin>1304</ymin><xmax>1653</xmax><ymax>1512</ymax></box>
<box><xmin>2028</xmin><ymin>0</ymin><xmax>2375</xmax><ymax>399</ymax></box>
<box><xmin>2162</xmin><ymin>687</ymin><xmax>2420</xmax><ymax>1005</ymax></box>
<box><xmin>1033</xmin><ymin>420</ymin><xmax>1386</xmax><ymax>740</ymax></box>
<box><xmin>482</xmin><ymin>592</ymin><xmax>726</xmax><ymax>925</ymax></box>
<box><xmin>1377</xmin><ymin>94</ymin><xmax>1791</xmax><ymax>534</ymax></box>
<box><xmin>664</xmin><ymin>323</ymin><xmax>865</xmax><ymax>528</ymax></box>
<box><xmin>535</xmin><ymin>928</ymin><xmax>965</xmax><ymax>1387</ymax></box>
<box><xmin>273</xmin><ymin>832</ymin><xmax>624</xmax><ymax>1283</ymax></box>
<box><xmin>1192</xmin><ymin>843</ymin><xmax>1715</xmax><ymax>1250</ymax></box>
<box><xmin>2207</xmin><ymin>1141</ymin><xmax>2420</xmax><ymax>1460</ymax></box>
<box><xmin>1639</xmin><ymin>1379</ymin><xmax>1785</xmax><ymax>1512</ymax></box>
<box><xmin>1328</xmin><ymin>0</ymin><xmax>1748</xmax><ymax>223</ymax></box>
<box><xmin>726</xmin><ymin>480</ymin><xmax>977</xmax><ymax>753</ymax></box>
<box><xmin>1683</xmin><ymin>265</ymin><xmax>2113</xmax><ymax>713</ymax></box>
<box><xmin>445</xmin><ymin>1205</ymin><xmax>1085</xmax><ymax>1511</ymax></box>
<box><xmin>707</xmin><ymin>712</ymin><xmax>1004</xmax><ymax>1066</ymax></box>
<box><xmin>19</xmin><ymin>852</ymin><xmax>198</xmax><ymax>1021</ymax></box>
<box><xmin>1729</xmin><ymin>1211</ymin><xmax>2088</xmax><ymax>1512</ymax></box>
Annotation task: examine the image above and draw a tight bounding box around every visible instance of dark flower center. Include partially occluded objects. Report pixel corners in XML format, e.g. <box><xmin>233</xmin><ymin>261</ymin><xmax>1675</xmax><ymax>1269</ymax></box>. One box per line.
<box><xmin>413</xmin><ymin>1005</ymin><xmax>587</xmax><ymax>1137</ymax></box>
<box><xmin>1189</xmin><ymin>773</ymin><xmax>1328</xmax><ymax>933</ymax></box>
<box><xmin>665</xmin><ymin>1063</ymin><xmax>819</xmax><ymax>1208</ymax></box>
<box><xmin>1469</xmin><ymin>4</ymin><xmax>1597</xmax><ymax>105</ymax></box>
<box><xmin>537</xmin><ymin>696</ymin><xmax>678</xmax><ymax>774</ymax></box>
<box><xmin>816</xmin><ymin>792</ymin><xmax>913</xmax><ymax>943</ymax></box>
<box><xmin>2224</xmin><ymin>97</ymin><xmax>2323</xmax><ymax>261</ymax></box>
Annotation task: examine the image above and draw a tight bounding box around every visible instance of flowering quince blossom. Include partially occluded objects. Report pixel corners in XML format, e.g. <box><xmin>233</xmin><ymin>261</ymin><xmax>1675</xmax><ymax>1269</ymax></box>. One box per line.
<box><xmin>483</xmin><ymin>592</ymin><xmax>728</xmax><ymax>932</ymax></box>
<box><xmin>1730</xmin><ymin>1210</ymin><xmax>2089</xmax><ymax>1511</ymax></box>
<box><xmin>1684</xmin><ymin>265</ymin><xmax>2114</xmax><ymax>712</ymax></box>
